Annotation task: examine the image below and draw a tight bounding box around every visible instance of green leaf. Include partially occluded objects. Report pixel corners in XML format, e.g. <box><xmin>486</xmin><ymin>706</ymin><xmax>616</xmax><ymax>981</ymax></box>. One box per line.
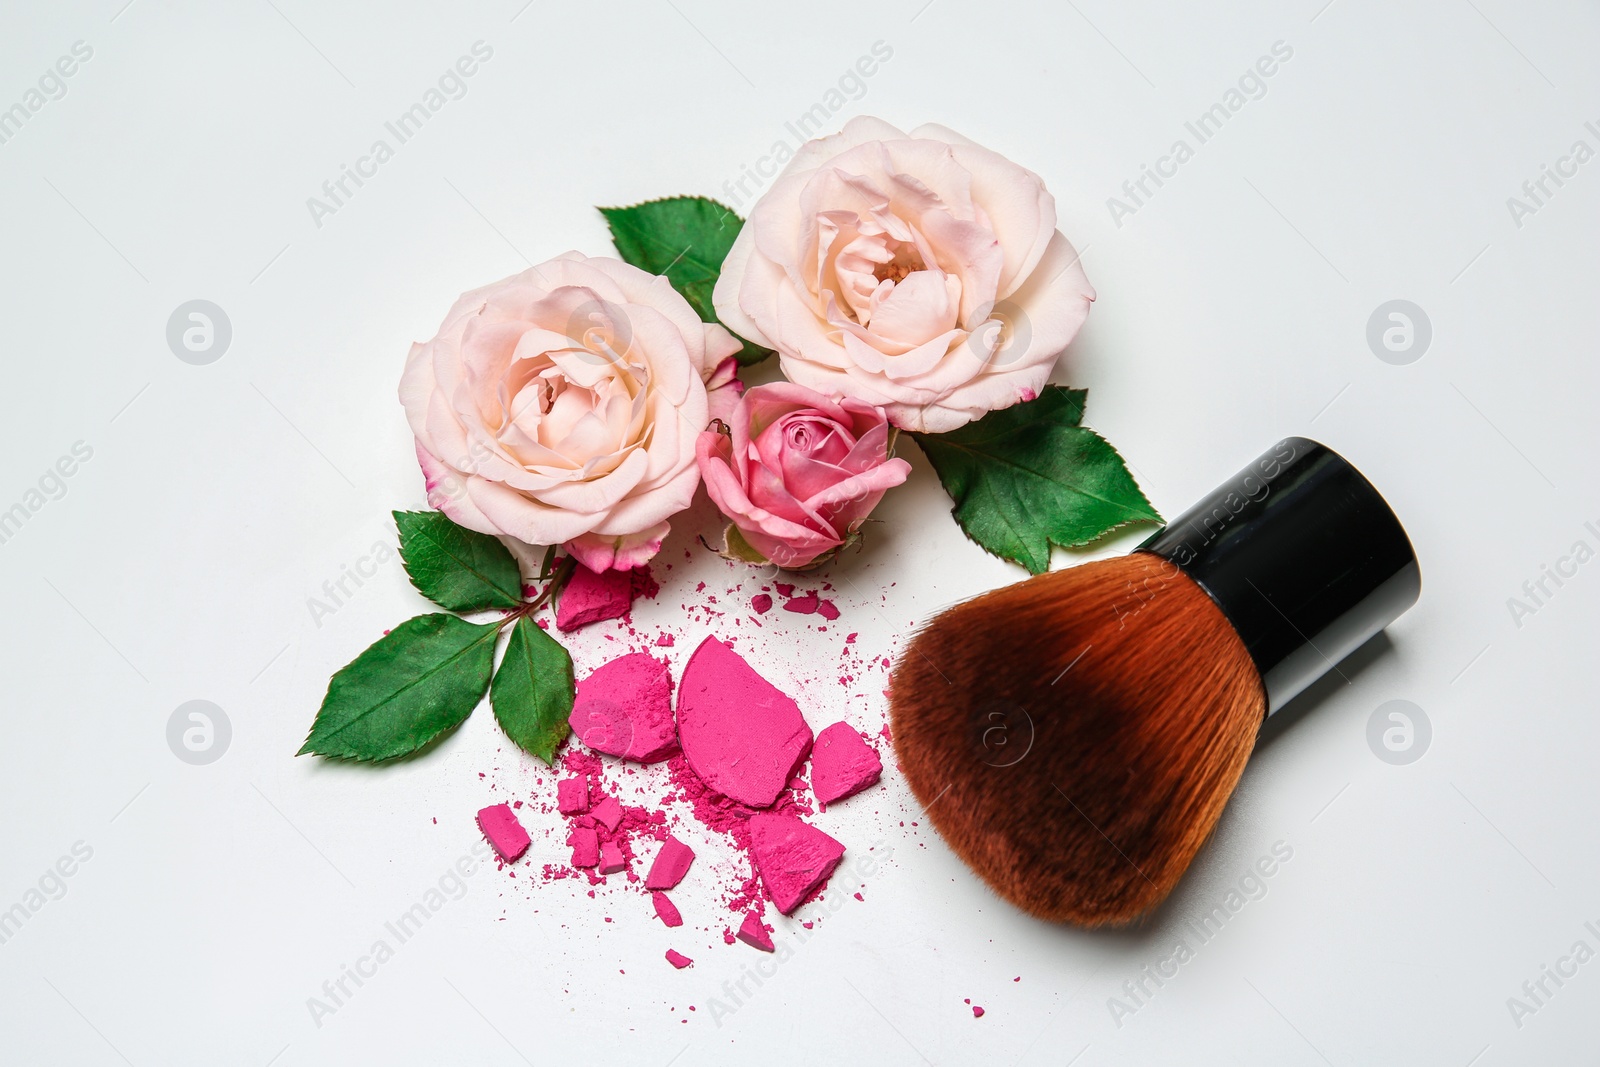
<box><xmin>393</xmin><ymin>510</ymin><xmax>523</xmax><ymax>612</ymax></box>
<box><xmin>490</xmin><ymin>616</ymin><xmax>575</xmax><ymax>766</ymax></box>
<box><xmin>299</xmin><ymin>614</ymin><xmax>499</xmax><ymax>761</ymax></box>
<box><xmin>911</xmin><ymin>387</ymin><xmax>1162</xmax><ymax>574</ymax></box>
<box><xmin>599</xmin><ymin>196</ymin><xmax>774</xmax><ymax>365</ymax></box>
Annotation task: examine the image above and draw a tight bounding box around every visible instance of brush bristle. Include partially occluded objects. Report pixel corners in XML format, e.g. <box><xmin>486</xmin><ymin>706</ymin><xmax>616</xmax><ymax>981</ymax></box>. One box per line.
<box><xmin>889</xmin><ymin>552</ymin><xmax>1265</xmax><ymax>926</ymax></box>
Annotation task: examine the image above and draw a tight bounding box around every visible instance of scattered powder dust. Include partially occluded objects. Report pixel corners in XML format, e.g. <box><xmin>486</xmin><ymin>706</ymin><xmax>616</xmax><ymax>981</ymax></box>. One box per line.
<box><xmin>465</xmin><ymin>557</ymin><xmax>931</xmax><ymax>1005</ymax></box>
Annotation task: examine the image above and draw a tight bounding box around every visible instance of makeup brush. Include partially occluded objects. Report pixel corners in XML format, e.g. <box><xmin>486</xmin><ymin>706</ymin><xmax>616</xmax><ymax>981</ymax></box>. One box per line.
<box><xmin>889</xmin><ymin>437</ymin><xmax>1419</xmax><ymax>926</ymax></box>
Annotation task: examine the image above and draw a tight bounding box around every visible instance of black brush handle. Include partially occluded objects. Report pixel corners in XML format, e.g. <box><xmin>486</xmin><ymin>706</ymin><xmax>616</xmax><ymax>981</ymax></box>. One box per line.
<box><xmin>1138</xmin><ymin>437</ymin><xmax>1420</xmax><ymax>715</ymax></box>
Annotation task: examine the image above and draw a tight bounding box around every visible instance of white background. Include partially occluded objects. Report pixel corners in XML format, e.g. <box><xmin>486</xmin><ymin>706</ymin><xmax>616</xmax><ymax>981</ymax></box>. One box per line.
<box><xmin>1</xmin><ymin>0</ymin><xmax>1597</xmax><ymax>1064</ymax></box>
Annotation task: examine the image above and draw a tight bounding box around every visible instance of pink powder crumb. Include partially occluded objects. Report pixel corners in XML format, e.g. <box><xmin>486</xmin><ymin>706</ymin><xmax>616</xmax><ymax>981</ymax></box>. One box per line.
<box><xmin>816</xmin><ymin>599</ymin><xmax>840</xmax><ymax>621</ymax></box>
<box><xmin>645</xmin><ymin>836</ymin><xmax>695</xmax><ymax>890</ymax></box>
<box><xmin>676</xmin><ymin>637</ymin><xmax>813</xmax><ymax>808</ymax></box>
<box><xmin>591</xmin><ymin>796</ymin><xmax>624</xmax><ymax>833</ymax></box>
<box><xmin>557</xmin><ymin>778</ymin><xmax>589</xmax><ymax>815</ymax></box>
<box><xmin>972</xmin><ymin>1006</ymin><xmax>985</xmax><ymax>1018</ymax></box>
<box><xmin>783</xmin><ymin>593</ymin><xmax>818</xmax><ymax>614</ymax></box>
<box><xmin>599</xmin><ymin>841</ymin><xmax>626</xmax><ymax>875</ymax></box>
<box><xmin>652</xmin><ymin>891</ymin><xmax>683</xmax><ymax>927</ymax></box>
<box><xmin>665</xmin><ymin>949</ymin><xmax>693</xmax><ymax>969</ymax></box>
<box><xmin>775</xmin><ymin>583</ymin><xmax>795</xmax><ymax>597</ymax></box>
<box><xmin>476</xmin><ymin>803</ymin><xmax>530</xmax><ymax>862</ymax></box>
<box><xmin>569</xmin><ymin>653</ymin><xmax>677</xmax><ymax>763</ymax></box>
<box><xmin>810</xmin><ymin>722</ymin><xmax>883</xmax><ymax>809</ymax></box>
<box><xmin>656</xmin><ymin>633</ymin><xmax>675</xmax><ymax>647</ymax></box>
<box><xmin>570</xmin><ymin>826</ymin><xmax>599</xmax><ymax>868</ymax></box>
<box><xmin>630</xmin><ymin>566</ymin><xmax>659</xmax><ymax>601</ymax></box>
<box><xmin>736</xmin><ymin>910</ymin><xmax>774</xmax><ymax>952</ymax></box>
<box><xmin>751</xmin><ymin>593</ymin><xmax>773</xmax><ymax>614</ymax></box>
<box><xmin>556</xmin><ymin>563</ymin><xmax>634</xmax><ymax>632</ymax></box>
<box><xmin>749</xmin><ymin>813</ymin><xmax>845</xmax><ymax>914</ymax></box>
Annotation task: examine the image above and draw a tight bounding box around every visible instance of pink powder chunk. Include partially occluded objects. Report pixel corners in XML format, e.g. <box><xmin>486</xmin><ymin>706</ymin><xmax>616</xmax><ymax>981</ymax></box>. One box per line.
<box><xmin>652</xmin><ymin>890</ymin><xmax>683</xmax><ymax>927</ymax></box>
<box><xmin>599</xmin><ymin>840</ymin><xmax>626</xmax><ymax>875</ymax></box>
<box><xmin>591</xmin><ymin>796</ymin><xmax>624</xmax><ymax>833</ymax></box>
<box><xmin>775</xmin><ymin>583</ymin><xmax>794</xmax><ymax>597</ymax></box>
<box><xmin>748</xmin><ymin>813</ymin><xmax>845</xmax><ymax>914</ymax></box>
<box><xmin>645</xmin><ymin>836</ymin><xmax>695</xmax><ymax>890</ymax></box>
<box><xmin>736</xmin><ymin>910</ymin><xmax>774</xmax><ymax>952</ymax></box>
<box><xmin>816</xmin><ymin>599</ymin><xmax>840</xmax><ymax>621</ymax></box>
<box><xmin>665</xmin><ymin>949</ymin><xmax>693</xmax><ymax>969</ymax></box>
<box><xmin>972</xmin><ymin>1006</ymin><xmax>985</xmax><ymax>1018</ymax></box>
<box><xmin>557</xmin><ymin>777</ymin><xmax>589</xmax><ymax>814</ymax></box>
<box><xmin>569</xmin><ymin>653</ymin><xmax>678</xmax><ymax>763</ymax></box>
<box><xmin>810</xmin><ymin>722</ymin><xmax>883</xmax><ymax>809</ymax></box>
<box><xmin>476</xmin><ymin>803</ymin><xmax>530</xmax><ymax>862</ymax></box>
<box><xmin>676</xmin><ymin>637</ymin><xmax>813</xmax><ymax>808</ymax></box>
<box><xmin>783</xmin><ymin>593</ymin><xmax>819</xmax><ymax>614</ymax></box>
<box><xmin>751</xmin><ymin>594</ymin><xmax>773</xmax><ymax>614</ymax></box>
<box><xmin>570</xmin><ymin>826</ymin><xmax>599</xmax><ymax>868</ymax></box>
<box><xmin>556</xmin><ymin>563</ymin><xmax>634</xmax><ymax>632</ymax></box>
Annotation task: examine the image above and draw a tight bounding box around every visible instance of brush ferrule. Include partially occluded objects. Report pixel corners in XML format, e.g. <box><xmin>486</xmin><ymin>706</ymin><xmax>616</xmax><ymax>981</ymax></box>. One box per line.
<box><xmin>1138</xmin><ymin>437</ymin><xmax>1420</xmax><ymax>716</ymax></box>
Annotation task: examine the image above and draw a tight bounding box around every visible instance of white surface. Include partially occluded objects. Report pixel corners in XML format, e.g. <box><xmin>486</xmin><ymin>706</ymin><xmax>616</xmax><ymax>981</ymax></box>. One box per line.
<box><xmin>1</xmin><ymin>1</ymin><xmax>1597</xmax><ymax>1064</ymax></box>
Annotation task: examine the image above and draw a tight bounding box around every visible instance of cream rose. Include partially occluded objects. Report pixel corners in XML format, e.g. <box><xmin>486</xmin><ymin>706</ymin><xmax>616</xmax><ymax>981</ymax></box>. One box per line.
<box><xmin>400</xmin><ymin>251</ymin><xmax>741</xmax><ymax>571</ymax></box>
<box><xmin>713</xmin><ymin>117</ymin><xmax>1095</xmax><ymax>433</ymax></box>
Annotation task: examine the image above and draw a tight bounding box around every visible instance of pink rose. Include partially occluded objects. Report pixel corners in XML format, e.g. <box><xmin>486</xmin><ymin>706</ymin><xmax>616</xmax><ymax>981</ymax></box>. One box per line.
<box><xmin>713</xmin><ymin>117</ymin><xmax>1095</xmax><ymax>433</ymax></box>
<box><xmin>400</xmin><ymin>252</ymin><xmax>742</xmax><ymax>572</ymax></box>
<box><xmin>696</xmin><ymin>382</ymin><xmax>912</xmax><ymax>569</ymax></box>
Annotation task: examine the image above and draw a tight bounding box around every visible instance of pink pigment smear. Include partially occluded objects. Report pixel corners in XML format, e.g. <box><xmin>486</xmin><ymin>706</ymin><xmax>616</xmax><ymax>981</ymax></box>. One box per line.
<box><xmin>676</xmin><ymin>637</ymin><xmax>812</xmax><ymax>808</ymax></box>
<box><xmin>476</xmin><ymin>803</ymin><xmax>530</xmax><ymax>862</ymax></box>
<box><xmin>556</xmin><ymin>563</ymin><xmax>635</xmax><ymax>632</ymax></box>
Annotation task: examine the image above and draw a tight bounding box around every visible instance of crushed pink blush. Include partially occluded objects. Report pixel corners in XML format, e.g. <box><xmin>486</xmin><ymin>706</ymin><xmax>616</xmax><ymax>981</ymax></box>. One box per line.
<box><xmin>748</xmin><ymin>813</ymin><xmax>845</xmax><ymax>914</ymax></box>
<box><xmin>665</xmin><ymin>949</ymin><xmax>693</xmax><ymax>969</ymax></box>
<box><xmin>570</xmin><ymin>826</ymin><xmax>599</xmax><ymax>868</ymax></box>
<box><xmin>816</xmin><ymin>599</ymin><xmax>840</xmax><ymax>621</ymax></box>
<box><xmin>750</xmin><ymin>593</ymin><xmax>773</xmax><ymax>614</ymax></box>
<box><xmin>556</xmin><ymin>563</ymin><xmax>635</xmax><ymax>632</ymax></box>
<box><xmin>591</xmin><ymin>796</ymin><xmax>624</xmax><ymax>833</ymax></box>
<box><xmin>652</xmin><ymin>890</ymin><xmax>683</xmax><ymax>927</ymax></box>
<box><xmin>557</xmin><ymin>777</ymin><xmax>588</xmax><ymax>814</ymax></box>
<box><xmin>569</xmin><ymin>653</ymin><xmax>677</xmax><ymax>763</ymax></box>
<box><xmin>810</xmin><ymin>722</ymin><xmax>883</xmax><ymax>809</ymax></box>
<box><xmin>676</xmin><ymin>637</ymin><xmax>812</xmax><ymax>808</ymax></box>
<box><xmin>599</xmin><ymin>841</ymin><xmax>626</xmax><ymax>875</ymax></box>
<box><xmin>972</xmin><ymin>1005</ymin><xmax>985</xmax><ymax>1018</ymax></box>
<box><xmin>645</xmin><ymin>836</ymin><xmax>695</xmax><ymax>890</ymax></box>
<box><xmin>783</xmin><ymin>593</ymin><xmax>819</xmax><ymax>614</ymax></box>
<box><xmin>476</xmin><ymin>803</ymin><xmax>530</xmax><ymax>862</ymax></box>
<box><xmin>736</xmin><ymin>910</ymin><xmax>774</xmax><ymax>952</ymax></box>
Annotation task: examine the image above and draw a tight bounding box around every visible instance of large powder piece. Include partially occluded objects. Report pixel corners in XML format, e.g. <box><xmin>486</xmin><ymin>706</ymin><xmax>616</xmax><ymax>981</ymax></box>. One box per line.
<box><xmin>645</xmin><ymin>836</ymin><xmax>695</xmax><ymax>890</ymax></box>
<box><xmin>570</xmin><ymin>826</ymin><xmax>599</xmax><ymax>868</ymax></box>
<box><xmin>555</xmin><ymin>564</ymin><xmax>635</xmax><ymax>632</ymax></box>
<box><xmin>569</xmin><ymin>653</ymin><xmax>678</xmax><ymax>763</ymax></box>
<box><xmin>676</xmin><ymin>637</ymin><xmax>813</xmax><ymax>808</ymax></box>
<box><xmin>748</xmin><ymin>813</ymin><xmax>845</xmax><ymax>914</ymax></box>
<box><xmin>810</xmin><ymin>722</ymin><xmax>883</xmax><ymax>809</ymax></box>
<box><xmin>476</xmin><ymin>804</ymin><xmax>530</xmax><ymax>862</ymax></box>
<box><xmin>736</xmin><ymin>910</ymin><xmax>774</xmax><ymax>952</ymax></box>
